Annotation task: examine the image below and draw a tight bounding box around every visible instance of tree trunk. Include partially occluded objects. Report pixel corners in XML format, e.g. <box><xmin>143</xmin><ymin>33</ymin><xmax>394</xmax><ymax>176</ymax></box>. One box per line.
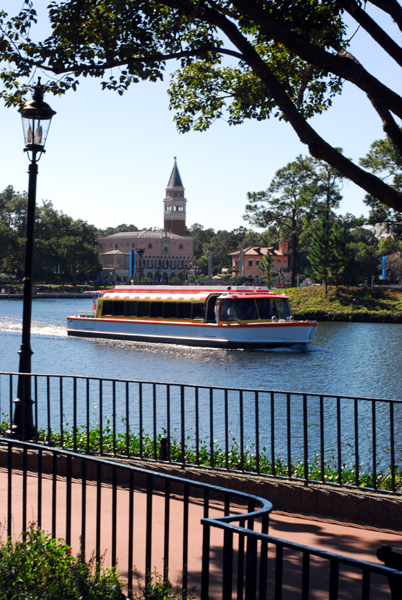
<box><xmin>291</xmin><ymin>211</ymin><xmax>297</xmax><ymax>288</ymax></box>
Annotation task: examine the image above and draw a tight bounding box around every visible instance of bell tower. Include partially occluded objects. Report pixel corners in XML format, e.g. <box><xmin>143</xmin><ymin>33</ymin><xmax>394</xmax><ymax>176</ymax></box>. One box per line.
<box><xmin>163</xmin><ymin>158</ymin><xmax>187</xmax><ymax>236</ymax></box>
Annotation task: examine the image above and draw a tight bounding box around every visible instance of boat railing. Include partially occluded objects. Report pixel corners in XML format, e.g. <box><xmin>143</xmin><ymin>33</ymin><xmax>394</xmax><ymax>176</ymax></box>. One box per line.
<box><xmin>76</xmin><ymin>310</ymin><xmax>96</xmax><ymax>318</ymax></box>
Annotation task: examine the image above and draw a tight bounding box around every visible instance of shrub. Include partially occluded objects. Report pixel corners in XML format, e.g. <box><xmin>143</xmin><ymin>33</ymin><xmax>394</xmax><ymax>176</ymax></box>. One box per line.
<box><xmin>230</xmin><ymin>275</ymin><xmax>249</xmax><ymax>285</ymax></box>
<box><xmin>0</xmin><ymin>524</ymin><xmax>124</xmax><ymax>599</ymax></box>
<box><xmin>133</xmin><ymin>569</ymin><xmax>195</xmax><ymax>600</ymax></box>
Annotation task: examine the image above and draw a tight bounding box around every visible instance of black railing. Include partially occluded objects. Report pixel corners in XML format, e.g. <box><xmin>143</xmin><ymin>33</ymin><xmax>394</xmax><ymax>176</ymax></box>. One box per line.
<box><xmin>1</xmin><ymin>439</ymin><xmax>401</xmax><ymax>599</ymax></box>
<box><xmin>1</xmin><ymin>372</ymin><xmax>401</xmax><ymax>494</ymax></box>
<box><xmin>201</xmin><ymin>519</ymin><xmax>402</xmax><ymax>600</ymax></box>
<box><xmin>0</xmin><ymin>439</ymin><xmax>271</xmax><ymax>598</ymax></box>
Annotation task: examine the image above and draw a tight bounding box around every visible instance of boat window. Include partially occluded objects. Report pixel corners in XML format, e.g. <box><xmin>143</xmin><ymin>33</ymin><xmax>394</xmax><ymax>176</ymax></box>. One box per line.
<box><xmin>206</xmin><ymin>295</ymin><xmax>219</xmax><ymax>323</ymax></box>
<box><xmin>102</xmin><ymin>300</ymin><xmax>113</xmax><ymax>316</ymax></box>
<box><xmin>125</xmin><ymin>301</ymin><xmax>138</xmax><ymax>317</ymax></box>
<box><xmin>256</xmin><ymin>298</ymin><xmax>277</xmax><ymax>320</ymax></box>
<box><xmin>235</xmin><ymin>298</ymin><xmax>258</xmax><ymax>320</ymax></box>
<box><xmin>150</xmin><ymin>302</ymin><xmax>164</xmax><ymax>318</ymax></box>
<box><xmin>113</xmin><ymin>301</ymin><xmax>125</xmax><ymax>317</ymax></box>
<box><xmin>192</xmin><ymin>303</ymin><xmax>205</xmax><ymax>321</ymax></box>
<box><xmin>138</xmin><ymin>301</ymin><xmax>150</xmax><ymax>317</ymax></box>
<box><xmin>164</xmin><ymin>302</ymin><xmax>177</xmax><ymax>319</ymax></box>
<box><xmin>220</xmin><ymin>298</ymin><xmax>238</xmax><ymax>322</ymax></box>
<box><xmin>275</xmin><ymin>299</ymin><xmax>292</xmax><ymax>319</ymax></box>
<box><xmin>177</xmin><ymin>302</ymin><xmax>192</xmax><ymax>319</ymax></box>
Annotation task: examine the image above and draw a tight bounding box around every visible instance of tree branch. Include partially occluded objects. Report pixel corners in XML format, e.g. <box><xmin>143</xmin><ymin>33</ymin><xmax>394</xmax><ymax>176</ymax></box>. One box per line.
<box><xmin>368</xmin><ymin>0</ymin><xmax>402</xmax><ymax>33</ymax></box>
<box><xmin>331</xmin><ymin>42</ymin><xmax>402</xmax><ymax>155</ymax></box>
<box><xmin>346</xmin><ymin>1</ymin><xmax>402</xmax><ymax>68</ymax></box>
<box><xmin>19</xmin><ymin>45</ymin><xmax>243</xmax><ymax>76</ymax></box>
<box><xmin>229</xmin><ymin>0</ymin><xmax>402</xmax><ymax>120</ymax></box>
<box><xmin>296</xmin><ymin>64</ymin><xmax>314</xmax><ymax>107</ymax></box>
<box><xmin>369</xmin><ymin>98</ymin><xmax>402</xmax><ymax>156</ymax></box>
<box><xmin>199</xmin><ymin>3</ymin><xmax>402</xmax><ymax>212</ymax></box>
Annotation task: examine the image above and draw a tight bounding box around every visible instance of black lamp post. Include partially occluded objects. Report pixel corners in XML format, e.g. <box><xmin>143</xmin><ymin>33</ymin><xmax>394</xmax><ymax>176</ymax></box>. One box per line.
<box><xmin>6</xmin><ymin>79</ymin><xmax>56</xmax><ymax>441</ymax></box>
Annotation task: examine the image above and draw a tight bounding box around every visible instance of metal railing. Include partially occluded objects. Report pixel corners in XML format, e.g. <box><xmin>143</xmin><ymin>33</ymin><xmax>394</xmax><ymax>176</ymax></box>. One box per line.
<box><xmin>201</xmin><ymin>519</ymin><xmax>402</xmax><ymax>600</ymax></box>
<box><xmin>1</xmin><ymin>439</ymin><xmax>401</xmax><ymax>599</ymax></box>
<box><xmin>0</xmin><ymin>439</ymin><xmax>271</xmax><ymax>598</ymax></box>
<box><xmin>1</xmin><ymin>372</ymin><xmax>401</xmax><ymax>494</ymax></box>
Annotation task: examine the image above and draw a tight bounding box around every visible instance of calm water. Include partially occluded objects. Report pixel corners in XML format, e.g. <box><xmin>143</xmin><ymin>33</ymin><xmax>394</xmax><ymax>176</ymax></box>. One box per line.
<box><xmin>0</xmin><ymin>298</ymin><xmax>401</xmax><ymax>399</ymax></box>
<box><xmin>1</xmin><ymin>298</ymin><xmax>402</xmax><ymax>470</ymax></box>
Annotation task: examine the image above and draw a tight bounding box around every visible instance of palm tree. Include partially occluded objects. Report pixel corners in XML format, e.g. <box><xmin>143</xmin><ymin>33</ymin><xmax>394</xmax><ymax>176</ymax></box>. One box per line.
<box><xmin>258</xmin><ymin>252</ymin><xmax>274</xmax><ymax>288</ymax></box>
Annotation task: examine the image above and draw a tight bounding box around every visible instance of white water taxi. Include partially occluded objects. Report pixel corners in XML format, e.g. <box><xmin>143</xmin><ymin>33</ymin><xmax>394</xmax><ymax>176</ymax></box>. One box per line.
<box><xmin>67</xmin><ymin>286</ymin><xmax>317</xmax><ymax>349</ymax></box>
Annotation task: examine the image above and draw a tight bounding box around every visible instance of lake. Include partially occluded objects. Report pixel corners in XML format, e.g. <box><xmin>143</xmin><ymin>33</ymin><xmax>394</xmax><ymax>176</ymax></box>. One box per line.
<box><xmin>0</xmin><ymin>297</ymin><xmax>401</xmax><ymax>400</ymax></box>
<box><xmin>1</xmin><ymin>298</ymin><xmax>401</xmax><ymax>473</ymax></box>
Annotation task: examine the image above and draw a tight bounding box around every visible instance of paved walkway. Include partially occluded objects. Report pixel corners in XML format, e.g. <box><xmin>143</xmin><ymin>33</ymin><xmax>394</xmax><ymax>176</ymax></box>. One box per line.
<box><xmin>0</xmin><ymin>466</ymin><xmax>401</xmax><ymax>598</ymax></box>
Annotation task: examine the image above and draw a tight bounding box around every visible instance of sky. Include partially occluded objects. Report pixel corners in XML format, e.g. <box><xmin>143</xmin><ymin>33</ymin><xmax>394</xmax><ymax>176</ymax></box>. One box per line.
<box><xmin>0</xmin><ymin>2</ymin><xmax>400</xmax><ymax>233</ymax></box>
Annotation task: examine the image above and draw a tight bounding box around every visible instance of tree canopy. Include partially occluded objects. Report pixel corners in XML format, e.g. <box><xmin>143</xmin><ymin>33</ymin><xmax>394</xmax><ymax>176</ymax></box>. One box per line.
<box><xmin>360</xmin><ymin>129</ymin><xmax>402</xmax><ymax>237</ymax></box>
<box><xmin>1</xmin><ymin>1</ymin><xmax>402</xmax><ymax>212</ymax></box>
<box><xmin>244</xmin><ymin>155</ymin><xmax>343</xmax><ymax>286</ymax></box>
<box><xmin>0</xmin><ymin>186</ymin><xmax>101</xmax><ymax>282</ymax></box>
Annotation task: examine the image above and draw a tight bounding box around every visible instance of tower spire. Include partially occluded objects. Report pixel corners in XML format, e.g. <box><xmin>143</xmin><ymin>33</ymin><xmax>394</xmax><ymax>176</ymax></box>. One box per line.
<box><xmin>167</xmin><ymin>157</ymin><xmax>183</xmax><ymax>189</ymax></box>
<box><xmin>163</xmin><ymin>158</ymin><xmax>187</xmax><ymax>236</ymax></box>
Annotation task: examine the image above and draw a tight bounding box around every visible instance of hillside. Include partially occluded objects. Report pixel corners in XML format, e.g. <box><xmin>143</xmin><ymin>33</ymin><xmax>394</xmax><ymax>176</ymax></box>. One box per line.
<box><xmin>286</xmin><ymin>286</ymin><xmax>402</xmax><ymax>323</ymax></box>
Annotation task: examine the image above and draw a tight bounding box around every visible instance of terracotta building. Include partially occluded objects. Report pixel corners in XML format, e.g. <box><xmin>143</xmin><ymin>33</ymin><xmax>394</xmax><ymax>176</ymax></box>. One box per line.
<box><xmin>96</xmin><ymin>160</ymin><xmax>193</xmax><ymax>283</ymax></box>
<box><xmin>230</xmin><ymin>241</ymin><xmax>290</xmax><ymax>280</ymax></box>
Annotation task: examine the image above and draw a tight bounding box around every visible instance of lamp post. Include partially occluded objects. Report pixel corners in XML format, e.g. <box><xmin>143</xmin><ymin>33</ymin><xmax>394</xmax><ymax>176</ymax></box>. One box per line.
<box><xmin>6</xmin><ymin>79</ymin><xmax>56</xmax><ymax>440</ymax></box>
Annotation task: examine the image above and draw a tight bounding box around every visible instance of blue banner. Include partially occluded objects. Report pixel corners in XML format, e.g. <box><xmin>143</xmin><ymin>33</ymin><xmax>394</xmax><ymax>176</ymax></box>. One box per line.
<box><xmin>382</xmin><ymin>256</ymin><xmax>386</xmax><ymax>280</ymax></box>
<box><xmin>130</xmin><ymin>249</ymin><xmax>136</xmax><ymax>277</ymax></box>
<box><xmin>382</xmin><ymin>256</ymin><xmax>387</xmax><ymax>266</ymax></box>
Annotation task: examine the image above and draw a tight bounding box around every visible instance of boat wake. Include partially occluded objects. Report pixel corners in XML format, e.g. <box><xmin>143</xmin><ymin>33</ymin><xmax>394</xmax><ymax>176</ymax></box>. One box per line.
<box><xmin>0</xmin><ymin>318</ymin><xmax>66</xmax><ymax>338</ymax></box>
<box><xmin>255</xmin><ymin>344</ymin><xmax>327</xmax><ymax>353</ymax></box>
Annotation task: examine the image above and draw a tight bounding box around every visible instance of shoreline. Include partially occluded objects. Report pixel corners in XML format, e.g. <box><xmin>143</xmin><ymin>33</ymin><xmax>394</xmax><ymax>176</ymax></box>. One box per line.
<box><xmin>2</xmin><ymin>286</ymin><xmax>402</xmax><ymax>323</ymax></box>
<box><xmin>293</xmin><ymin>311</ymin><xmax>402</xmax><ymax>323</ymax></box>
<box><xmin>0</xmin><ymin>293</ymin><xmax>90</xmax><ymax>299</ymax></box>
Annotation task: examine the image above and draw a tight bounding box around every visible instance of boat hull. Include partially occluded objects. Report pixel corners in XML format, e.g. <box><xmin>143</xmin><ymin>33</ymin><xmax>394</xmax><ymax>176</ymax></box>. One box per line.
<box><xmin>67</xmin><ymin>317</ymin><xmax>317</xmax><ymax>349</ymax></box>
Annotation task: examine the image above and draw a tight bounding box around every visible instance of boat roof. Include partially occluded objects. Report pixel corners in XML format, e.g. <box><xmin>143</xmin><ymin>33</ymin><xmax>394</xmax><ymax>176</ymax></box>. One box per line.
<box><xmin>102</xmin><ymin>291</ymin><xmax>213</xmax><ymax>301</ymax></box>
<box><xmin>100</xmin><ymin>286</ymin><xmax>289</xmax><ymax>301</ymax></box>
<box><xmin>106</xmin><ymin>285</ymin><xmax>269</xmax><ymax>293</ymax></box>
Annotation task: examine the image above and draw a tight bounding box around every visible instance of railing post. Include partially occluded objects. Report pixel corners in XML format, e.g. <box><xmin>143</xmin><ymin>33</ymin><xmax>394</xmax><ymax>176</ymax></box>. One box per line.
<box><xmin>160</xmin><ymin>436</ymin><xmax>169</xmax><ymax>461</ymax></box>
<box><xmin>201</xmin><ymin>520</ymin><xmax>211</xmax><ymax>600</ymax></box>
<box><xmin>377</xmin><ymin>545</ymin><xmax>402</xmax><ymax>600</ymax></box>
<box><xmin>222</xmin><ymin>528</ymin><xmax>233</xmax><ymax>600</ymax></box>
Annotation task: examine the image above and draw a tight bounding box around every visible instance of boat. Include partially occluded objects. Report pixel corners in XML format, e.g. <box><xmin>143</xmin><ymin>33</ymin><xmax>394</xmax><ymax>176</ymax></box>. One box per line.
<box><xmin>66</xmin><ymin>285</ymin><xmax>317</xmax><ymax>349</ymax></box>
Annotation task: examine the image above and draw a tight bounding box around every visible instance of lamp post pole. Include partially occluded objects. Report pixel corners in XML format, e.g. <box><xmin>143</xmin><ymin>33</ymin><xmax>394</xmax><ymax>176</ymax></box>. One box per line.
<box><xmin>6</xmin><ymin>80</ymin><xmax>56</xmax><ymax>441</ymax></box>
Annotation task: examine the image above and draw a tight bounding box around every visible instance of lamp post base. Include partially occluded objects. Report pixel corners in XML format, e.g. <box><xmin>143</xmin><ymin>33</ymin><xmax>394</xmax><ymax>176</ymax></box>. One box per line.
<box><xmin>5</xmin><ymin>396</ymin><xmax>36</xmax><ymax>441</ymax></box>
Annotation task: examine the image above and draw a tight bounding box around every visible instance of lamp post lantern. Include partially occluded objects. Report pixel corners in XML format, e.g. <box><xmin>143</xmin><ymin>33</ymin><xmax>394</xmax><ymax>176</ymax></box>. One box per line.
<box><xmin>6</xmin><ymin>79</ymin><xmax>56</xmax><ymax>440</ymax></box>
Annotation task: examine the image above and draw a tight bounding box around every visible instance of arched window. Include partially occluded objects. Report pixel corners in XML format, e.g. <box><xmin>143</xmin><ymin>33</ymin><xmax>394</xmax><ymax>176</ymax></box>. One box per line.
<box><xmin>148</xmin><ymin>243</ymin><xmax>153</xmax><ymax>249</ymax></box>
<box><xmin>132</xmin><ymin>243</ymin><xmax>135</xmax><ymax>248</ymax></box>
<box><xmin>164</xmin><ymin>247</ymin><xmax>168</xmax><ymax>252</ymax></box>
<box><xmin>115</xmin><ymin>243</ymin><xmax>118</xmax><ymax>249</ymax></box>
<box><xmin>179</xmin><ymin>244</ymin><xmax>183</xmax><ymax>250</ymax></box>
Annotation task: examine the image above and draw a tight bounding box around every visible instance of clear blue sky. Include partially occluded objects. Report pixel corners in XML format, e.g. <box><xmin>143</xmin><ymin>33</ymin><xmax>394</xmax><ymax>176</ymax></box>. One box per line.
<box><xmin>0</xmin><ymin>3</ymin><xmax>399</xmax><ymax>232</ymax></box>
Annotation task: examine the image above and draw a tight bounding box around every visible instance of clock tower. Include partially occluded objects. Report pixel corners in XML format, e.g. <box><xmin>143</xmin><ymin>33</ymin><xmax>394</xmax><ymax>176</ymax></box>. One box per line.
<box><xmin>163</xmin><ymin>158</ymin><xmax>187</xmax><ymax>236</ymax></box>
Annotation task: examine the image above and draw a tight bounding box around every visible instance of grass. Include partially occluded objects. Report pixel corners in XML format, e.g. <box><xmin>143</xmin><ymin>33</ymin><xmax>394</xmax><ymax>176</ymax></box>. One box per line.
<box><xmin>10</xmin><ymin>417</ymin><xmax>398</xmax><ymax>493</ymax></box>
<box><xmin>286</xmin><ymin>286</ymin><xmax>402</xmax><ymax>322</ymax></box>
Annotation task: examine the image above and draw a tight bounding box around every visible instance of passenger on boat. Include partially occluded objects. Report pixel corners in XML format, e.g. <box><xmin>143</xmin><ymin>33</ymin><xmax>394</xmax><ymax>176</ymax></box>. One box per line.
<box><xmin>220</xmin><ymin>298</ymin><xmax>238</xmax><ymax>322</ymax></box>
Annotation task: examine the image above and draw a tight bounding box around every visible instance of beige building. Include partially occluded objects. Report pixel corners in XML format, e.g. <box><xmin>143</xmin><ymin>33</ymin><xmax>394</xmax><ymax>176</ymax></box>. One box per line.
<box><xmin>96</xmin><ymin>160</ymin><xmax>193</xmax><ymax>283</ymax></box>
<box><xmin>230</xmin><ymin>241</ymin><xmax>290</xmax><ymax>281</ymax></box>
